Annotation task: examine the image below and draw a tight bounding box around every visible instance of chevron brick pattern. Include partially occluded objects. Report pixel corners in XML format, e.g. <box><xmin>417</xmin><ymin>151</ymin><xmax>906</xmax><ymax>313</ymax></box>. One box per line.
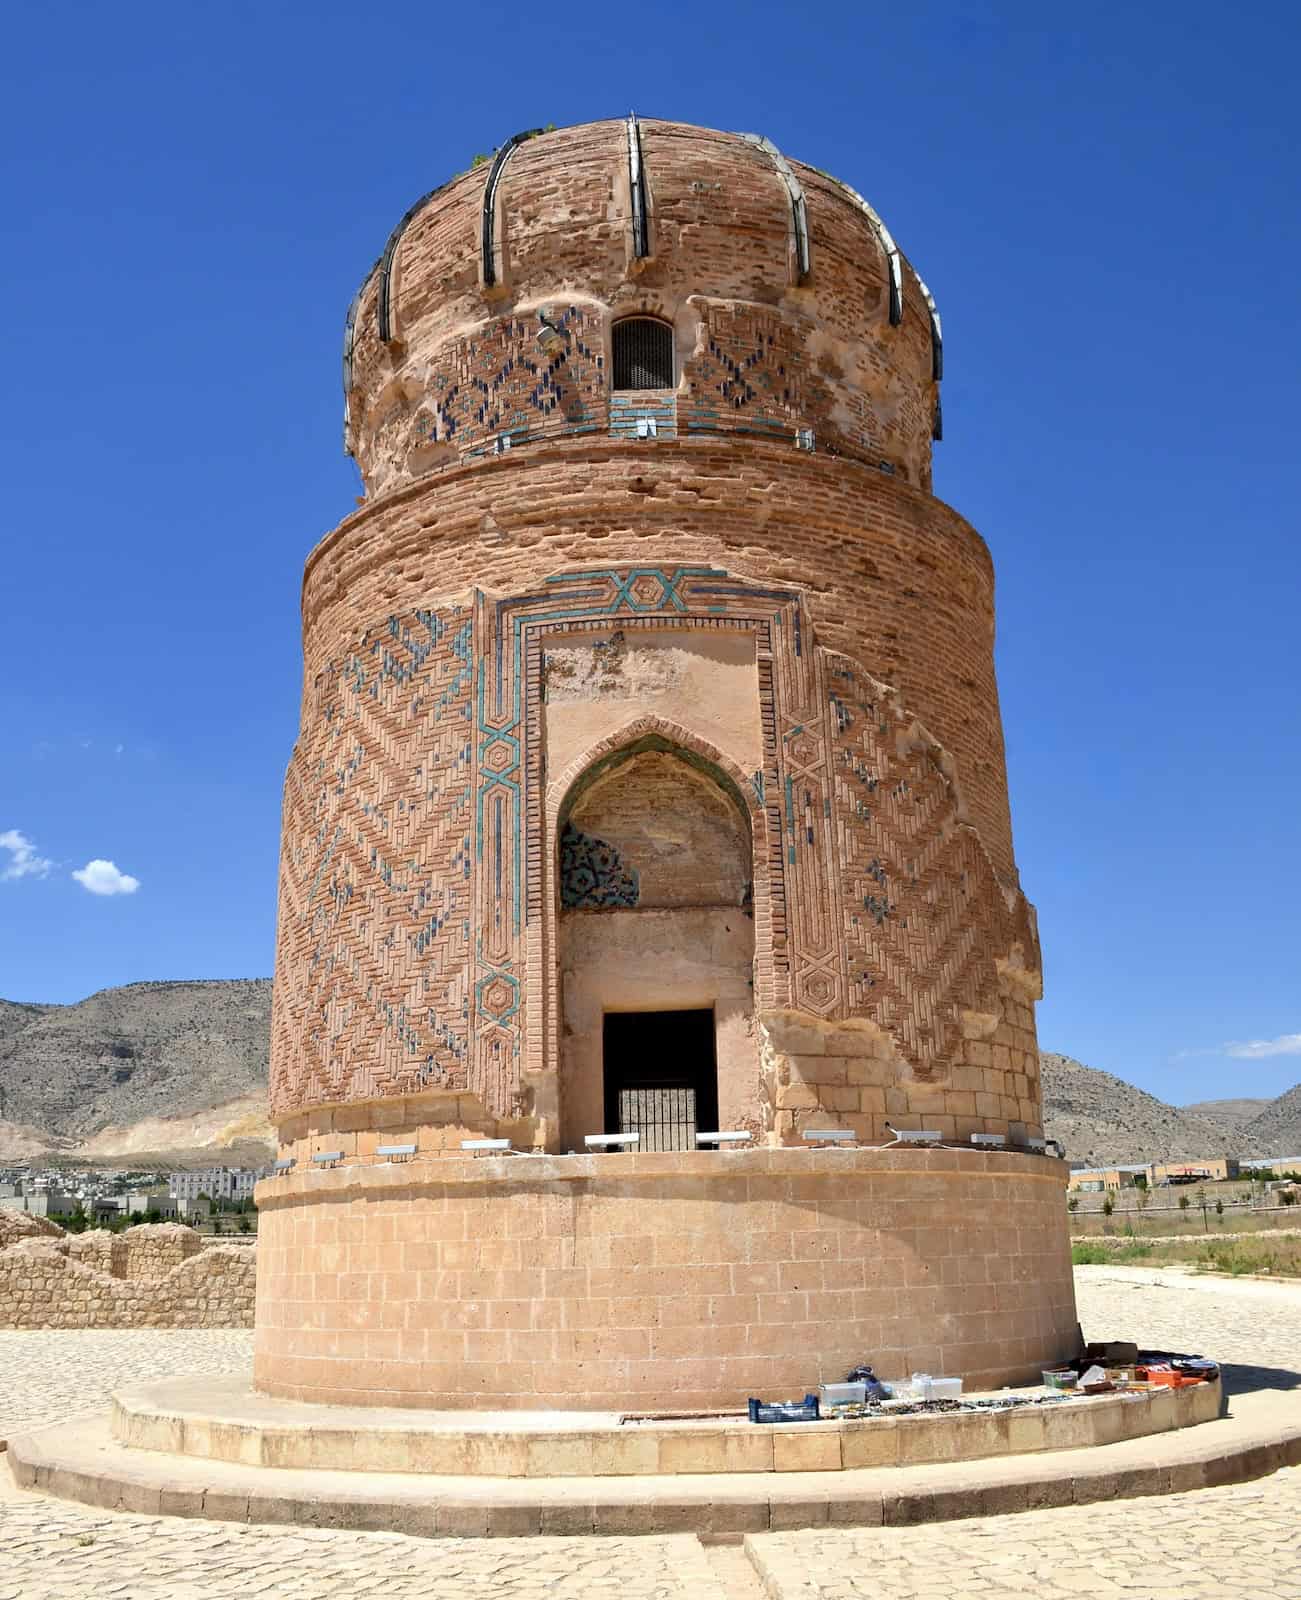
<box><xmin>827</xmin><ymin>654</ymin><xmax>1040</xmax><ymax>1074</ymax></box>
<box><xmin>270</xmin><ymin>608</ymin><xmax>473</xmax><ymax>1117</ymax></box>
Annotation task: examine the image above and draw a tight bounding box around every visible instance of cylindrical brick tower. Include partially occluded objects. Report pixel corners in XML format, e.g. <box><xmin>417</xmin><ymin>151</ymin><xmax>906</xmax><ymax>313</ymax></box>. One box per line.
<box><xmin>255</xmin><ymin>118</ymin><xmax>1077</xmax><ymax>1410</ymax></box>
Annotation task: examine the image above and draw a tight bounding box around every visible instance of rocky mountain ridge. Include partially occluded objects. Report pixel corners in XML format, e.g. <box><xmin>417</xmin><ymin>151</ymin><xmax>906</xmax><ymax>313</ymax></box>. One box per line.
<box><xmin>0</xmin><ymin>980</ymin><xmax>272</xmax><ymax>1160</ymax></box>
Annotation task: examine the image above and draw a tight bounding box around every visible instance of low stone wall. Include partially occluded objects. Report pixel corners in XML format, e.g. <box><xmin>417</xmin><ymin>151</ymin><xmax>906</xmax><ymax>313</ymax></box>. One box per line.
<box><xmin>0</xmin><ymin>1222</ymin><xmax>255</xmax><ymax>1330</ymax></box>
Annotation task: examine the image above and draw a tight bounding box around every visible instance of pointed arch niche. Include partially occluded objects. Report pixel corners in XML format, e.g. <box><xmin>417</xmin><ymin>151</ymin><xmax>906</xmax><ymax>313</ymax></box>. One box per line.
<box><xmin>545</xmin><ymin>723</ymin><xmax>763</xmax><ymax>1150</ymax></box>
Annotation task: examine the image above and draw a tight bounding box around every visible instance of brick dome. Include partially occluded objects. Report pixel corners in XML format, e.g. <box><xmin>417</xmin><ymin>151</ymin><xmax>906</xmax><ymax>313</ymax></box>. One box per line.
<box><xmin>343</xmin><ymin>118</ymin><xmax>943</xmax><ymax>496</ymax></box>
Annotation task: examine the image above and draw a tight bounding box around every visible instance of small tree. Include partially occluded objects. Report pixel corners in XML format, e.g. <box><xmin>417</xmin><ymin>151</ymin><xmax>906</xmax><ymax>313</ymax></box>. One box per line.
<box><xmin>1178</xmin><ymin>1194</ymin><xmax>1191</xmax><ymax>1214</ymax></box>
<box><xmin>1215</xmin><ymin>1198</ymin><xmax>1224</xmax><ymax>1220</ymax></box>
<box><xmin>1067</xmin><ymin>1195</ymin><xmax>1080</xmax><ymax>1213</ymax></box>
<box><xmin>1102</xmin><ymin>1195</ymin><xmax>1115</xmax><ymax>1217</ymax></box>
<box><xmin>238</xmin><ymin>1215</ymin><xmax>252</xmax><ymax>1234</ymax></box>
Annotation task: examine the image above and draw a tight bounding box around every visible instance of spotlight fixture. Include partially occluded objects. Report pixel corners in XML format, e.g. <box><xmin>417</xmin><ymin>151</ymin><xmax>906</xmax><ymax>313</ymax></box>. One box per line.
<box><xmin>536</xmin><ymin>308</ymin><xmax>569</xmax><ymax>356</ymax></box>
<box><xmin>886</xmin><ymin>1124</ymin><xmax>941</xmax><ymax>1145</ymax></box>
<box><xmin>970</xmin><ymin>1132</ymin><xmax>1006</xmax><ymax>1148</ymax></box>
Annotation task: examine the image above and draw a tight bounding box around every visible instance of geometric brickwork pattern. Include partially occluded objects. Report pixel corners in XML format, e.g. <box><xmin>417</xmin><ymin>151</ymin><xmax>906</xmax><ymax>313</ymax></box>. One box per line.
<box><xmin>679</xmin><ymin>300</ymin><xmax>827</xmax><ymax>445</ymax></box>
<box><xmin>368</xmin><ymin>305</ymin><xmax>606</xmax><ymax>479</ymax></box>
<box><xmin>271</xmin><ymin>565</ymin><xmax>1039</xmax><ymax>1119</ymax></box>
<box><xmin>826</xmin><ymin>653</ymin><xmax>1040</xmax><ymax>1075</ymax></box>
<box><xmin>269</xmin><ymin>607</ymin><xmax>473</xmax><ymax>1116</ymax></box>
<box><xmin>359</xmin><ymin>300</ymin><xmax>927</xmax><ymax>494</ymax></box>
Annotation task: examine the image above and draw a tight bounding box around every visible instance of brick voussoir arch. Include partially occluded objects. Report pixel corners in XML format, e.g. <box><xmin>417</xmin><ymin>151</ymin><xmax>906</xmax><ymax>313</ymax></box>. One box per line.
<box><xmin>548</xmin><ymin>713</ymin><xmax>765</xmax><ymax>823</ymax></box>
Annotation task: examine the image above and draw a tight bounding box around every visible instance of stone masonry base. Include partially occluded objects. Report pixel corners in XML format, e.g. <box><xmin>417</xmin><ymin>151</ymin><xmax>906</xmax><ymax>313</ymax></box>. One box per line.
<box><xmin>252</xmin><ymin>1147</ymin><xmax>1077</xmax><ymax>1410</ymax></box>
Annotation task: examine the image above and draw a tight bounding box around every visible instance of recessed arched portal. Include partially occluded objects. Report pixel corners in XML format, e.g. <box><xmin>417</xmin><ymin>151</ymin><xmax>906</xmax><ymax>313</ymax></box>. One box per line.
<box><xmin>554</xmin><ymin>734</ymin><xmax>757</xmax><ymax>1150</ymax></box>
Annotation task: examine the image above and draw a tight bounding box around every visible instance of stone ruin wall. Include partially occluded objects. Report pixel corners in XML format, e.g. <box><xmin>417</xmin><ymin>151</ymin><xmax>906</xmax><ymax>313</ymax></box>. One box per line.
<box><xmin>0</xmin><ymin>1214</ymin><xmax>255</xmax><ymax>1330</ymax></box>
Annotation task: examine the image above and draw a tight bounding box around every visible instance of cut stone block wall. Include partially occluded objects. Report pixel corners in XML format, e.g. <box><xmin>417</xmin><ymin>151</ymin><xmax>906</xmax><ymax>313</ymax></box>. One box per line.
<box><xmin>253</xmin><ymin>1148</ymin><xmax>1077</xmax><ymax>1411</ymax></box>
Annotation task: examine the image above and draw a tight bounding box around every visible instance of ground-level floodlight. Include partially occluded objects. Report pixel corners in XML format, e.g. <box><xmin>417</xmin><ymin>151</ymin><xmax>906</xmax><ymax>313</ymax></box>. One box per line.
<box><xmin>584</xmin><ymin>1132</ymin><xmax>640</xmax><ymax>1149</ymax></box>
<box><xmin>696</xmin><ymin>1131</ymin><xmax>753</xmax><ymax>1147</ymax></box>
<box><xmin>803</xmin><ymin>1128</ymin><xmax>855</xmax><ymax>1145</ymax></box>
<box><xmin>460</xmin><ymin>1138</ymin><xmax>512</xmax><ymax>1154</ymax></box>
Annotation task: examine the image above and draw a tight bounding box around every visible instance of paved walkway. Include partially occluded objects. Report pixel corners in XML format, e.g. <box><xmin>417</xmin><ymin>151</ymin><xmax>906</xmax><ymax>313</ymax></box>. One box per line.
<box><xmin>0</xmin><ymin>1267</ymin><xmax>1297</xmax><ymax>1598</ymax></box>
<box><xmin>0</xmin><ymin>1328</ymin><xmax>251</xmax><ymax>1447</ymax></box>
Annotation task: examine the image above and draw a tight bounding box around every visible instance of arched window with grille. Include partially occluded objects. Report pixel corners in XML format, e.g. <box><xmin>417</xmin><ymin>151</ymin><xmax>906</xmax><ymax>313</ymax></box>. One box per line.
<box><xmin>611</xmin><ymin>318</ymin><xmax>674</xmax><ymax>390</ymax></box>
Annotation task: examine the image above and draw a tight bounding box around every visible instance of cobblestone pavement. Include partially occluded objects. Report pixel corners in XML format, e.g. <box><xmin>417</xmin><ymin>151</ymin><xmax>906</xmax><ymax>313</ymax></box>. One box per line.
<box><xmin>0</xmin><ymin>1328</ymin><xmax>252</xmax><ymax>1444</ymax></box>
<box><xmin>0</xmin><ymin>1509</ymin><xmax>720</xmax><ymax>1600</ymax></box>
<box><xmin>749</xmin><ymin>1468</ymin><xmax>1301</xmax><ymax>1600</ymax></box>
<box><xmin>0</xmin><ymin>1268</ymin><xmax>1297</xmax><ymax>1598</ymax></box>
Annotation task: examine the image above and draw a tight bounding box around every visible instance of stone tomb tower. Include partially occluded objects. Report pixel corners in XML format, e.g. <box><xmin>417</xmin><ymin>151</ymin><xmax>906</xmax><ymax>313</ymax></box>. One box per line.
<box><xmin>256</xmin><ymin>118</ymin><xmax>1077</xmax><ymax>1410</ymax></box>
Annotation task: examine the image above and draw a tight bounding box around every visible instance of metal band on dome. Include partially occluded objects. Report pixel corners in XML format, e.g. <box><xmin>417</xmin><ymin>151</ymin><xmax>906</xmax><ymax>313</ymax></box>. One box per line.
<box><xmin>916</xmin><ymin>276</ymin><xmax>943</xmax><ymax>382</ymax></box>
<box><xmin>481</xmin><ymin>130</ymin><xmax>543</xmax><ymax>288</ymax></box>
<box><xmin>826</xmin><ymin>177</ymin><xmax>903</xmax><ymax>325</ymax></box>
<box><xmin>377</xmin><ymin>187</ymin><xmax>443</xmax><ymax>344</ymax></box>
<box><xmin>626</xmin><ymin>112</ymin><xmax>650</xmax><ymax>259</ymax></box>
<box><xmin>739</xmin><ymin>133</ymin><xmax>810</xmax><ymax>282</ymax></box>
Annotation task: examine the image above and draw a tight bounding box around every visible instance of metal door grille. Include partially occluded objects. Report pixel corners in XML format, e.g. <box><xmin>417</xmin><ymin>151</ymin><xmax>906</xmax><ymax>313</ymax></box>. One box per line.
<box><xmin>612</xmin><ymin>318</ymin><xmax>674</xmax><ymax>390</ymax></box>
<box><xmin>617</xmin><ymin>1086</ymin><xmax>697</xmax><ymax>1152</ymax></box>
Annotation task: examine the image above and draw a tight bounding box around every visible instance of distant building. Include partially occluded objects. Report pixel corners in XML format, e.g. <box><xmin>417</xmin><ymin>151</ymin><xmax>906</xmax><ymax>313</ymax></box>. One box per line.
<box><xmin>1067</xmin><ymin>1165</ymin><xmax>1146</xmax><ymax>1193</ymax></box>
<box><xmin>1068</xmin><ymin>1155</ymin><xmax>1243</xmax><ymax>1193</ymax></box>
<box><xmin>0</xmin><ymin>1188</ymin><xmax>78</xmax><ymax>1217</ymax></box>
<box><xmin>1150</xmin><ymin>1157</ymin><xmax>1239</xmax><ymax>1185</ymax></box>
<box><xmin>169</xmin><ymin>1167</ymin><xmax>260</xmax><ymax>1204</ymax></box>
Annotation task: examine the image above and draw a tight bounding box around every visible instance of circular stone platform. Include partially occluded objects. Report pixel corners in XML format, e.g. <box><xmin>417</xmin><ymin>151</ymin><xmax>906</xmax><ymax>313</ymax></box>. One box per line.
<box><xmin>112</xmin><ymin>1372</ymin><xmax>1221</xmax><ymax>1477</ymax></box>
<box><xmin>253</xmin><ymin>1146</ymin><xmax>1077</xmax><ymax>1411</ymax></box>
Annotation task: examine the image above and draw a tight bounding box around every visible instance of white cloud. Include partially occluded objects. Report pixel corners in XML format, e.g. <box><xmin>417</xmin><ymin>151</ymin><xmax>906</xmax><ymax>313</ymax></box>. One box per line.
<box><xmin>1225</xmin><ymin>1034</ymin><xmax>1301</xmax><ymax>1060</ymax></box>
<box><xmin>1</xmin><ymin>829</ymin><xmax>53</xmax><ymax>881</ymax></box>
<box><xmin>72</xmin><ymin>859</ymin><xmax>140</xmax><ymax>897</ymax></box>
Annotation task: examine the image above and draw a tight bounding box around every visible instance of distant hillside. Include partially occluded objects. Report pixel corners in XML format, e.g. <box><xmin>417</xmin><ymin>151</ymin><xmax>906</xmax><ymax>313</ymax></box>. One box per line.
<box><xmin>1181</xmin><ymin>1096</ymin><xmax>1270</xmax><ymax>1132</ymax></box>
<box><xmin>1240</xmin><ymin>1084</ymin><xmax>1301</xmax><ymax>1158</ymax></box>
<box><xmin>1040</xmin><ymin>1053</ymin><xmax>1260</xmax><ymax>1167</ymax></box>
<box><xmin>0</xmin><ymin>980</ymin><xmax>272</xmax><ymax>1161</ymax></box>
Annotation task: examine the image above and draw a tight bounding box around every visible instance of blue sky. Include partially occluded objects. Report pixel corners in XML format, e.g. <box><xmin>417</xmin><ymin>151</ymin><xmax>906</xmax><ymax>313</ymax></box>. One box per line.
<box><xmin>2</xmin><ymin>2</ymin><xmax>1298</xmax><ymax>1107</ymax></box>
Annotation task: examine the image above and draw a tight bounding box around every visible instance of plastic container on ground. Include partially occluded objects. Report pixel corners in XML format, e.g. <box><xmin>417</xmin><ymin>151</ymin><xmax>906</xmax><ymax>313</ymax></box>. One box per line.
<box><xmin>1043</xmin><ymin>1368</ymin><xmax>1077</xmax><ymax>1391</ymax></box>
<box><xmin>820</xmin><ymin>1382</ymin><xmax>868</xmax><ymax>1408</ymax></box>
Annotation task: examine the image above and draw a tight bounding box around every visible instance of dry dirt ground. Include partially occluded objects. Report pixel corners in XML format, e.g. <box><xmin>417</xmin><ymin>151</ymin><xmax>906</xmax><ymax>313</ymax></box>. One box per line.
<box><xmin>1</xmin><ymin>1266</ymin><xmax>1298</xmax><ymax>1599</ymax></box>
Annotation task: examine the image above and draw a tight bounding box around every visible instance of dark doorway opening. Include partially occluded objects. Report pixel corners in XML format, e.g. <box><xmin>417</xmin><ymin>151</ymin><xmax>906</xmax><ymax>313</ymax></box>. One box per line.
<box><xmin>602</xmin><ymin>1009</ymin><xmax>718</xmax><ymax>1152</ymax></box>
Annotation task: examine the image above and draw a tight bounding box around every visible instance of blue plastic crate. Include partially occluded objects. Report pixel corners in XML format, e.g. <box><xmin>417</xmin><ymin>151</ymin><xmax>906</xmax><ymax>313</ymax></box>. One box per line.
<box><xmin>747</xmin><ymin>1393</ymin><xmax>821</xmax><ymax>1424</ymax></box>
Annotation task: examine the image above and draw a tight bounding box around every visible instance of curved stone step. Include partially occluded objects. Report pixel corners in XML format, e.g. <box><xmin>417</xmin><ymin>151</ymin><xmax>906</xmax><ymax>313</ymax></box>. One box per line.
<box><xmin>7</xmin><ymin>1390</ymin><xmax>1301</xmax><ymax>1540</ymax></box>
